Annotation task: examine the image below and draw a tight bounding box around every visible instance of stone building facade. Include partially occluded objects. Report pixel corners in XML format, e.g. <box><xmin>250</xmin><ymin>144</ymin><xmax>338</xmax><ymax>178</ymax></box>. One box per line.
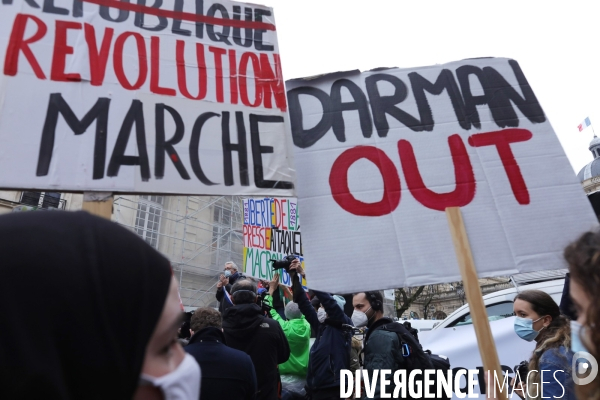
<box><xmin>0</xmin><ymin>190</ymin><xmax>242</xmax><ymax>310</ymax></box>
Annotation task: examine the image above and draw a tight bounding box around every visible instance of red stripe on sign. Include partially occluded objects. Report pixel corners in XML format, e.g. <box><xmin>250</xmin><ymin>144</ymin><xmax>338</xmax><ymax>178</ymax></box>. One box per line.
<box><xmin>80</xmin><ymin>0</ymin><xmax>276</xmax><ymax>31</ymax></box>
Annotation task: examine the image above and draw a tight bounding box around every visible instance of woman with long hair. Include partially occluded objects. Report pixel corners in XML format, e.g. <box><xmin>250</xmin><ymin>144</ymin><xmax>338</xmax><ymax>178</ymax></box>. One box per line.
<box><xmin>511</xmin><ymin>290</ymin><xmax>575</xmax><ymax>400</ymax></box>
<box><xmin>564</xmin><ymin>231</ymin><xmax>600</xmax><ymax>400</ymax></box>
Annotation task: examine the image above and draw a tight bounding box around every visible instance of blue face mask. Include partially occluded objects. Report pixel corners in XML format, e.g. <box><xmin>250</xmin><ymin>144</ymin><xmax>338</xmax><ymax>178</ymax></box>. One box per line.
<box><xmin>514</xmin><ymin>316</ymin><xmax>545</xmax><ymax>342</ymax></box>
<box><xmin>571</xmin><ymin>321</ymin><xmax>589</xmax><ymax>353</ymax></box>
<box><xmin>223</xmin><ymin>270</ymin><xmax>232</xmax><ymax>278</ymax></box>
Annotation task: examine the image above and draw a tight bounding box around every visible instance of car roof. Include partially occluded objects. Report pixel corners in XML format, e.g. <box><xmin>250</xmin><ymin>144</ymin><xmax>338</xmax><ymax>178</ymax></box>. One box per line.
<box><xmin>435</xmin><ymin>278</ymin><xmax>565</xmax><ymax>329</ymax></box>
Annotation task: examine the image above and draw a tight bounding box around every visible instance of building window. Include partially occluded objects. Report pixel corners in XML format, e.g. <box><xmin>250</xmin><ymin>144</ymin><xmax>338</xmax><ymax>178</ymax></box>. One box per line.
<box><xmin>135</xmin><ymin>196</ymin><xmax>163</xmax><ymax>249</ymax></box>
<box><xmin>211</xmin><ymin>204</ymin><xmax>234</xmax><ymax>266</ymax></box>
<box><xmin>21</xmin><ymin>191</ymin><xmax>64</xmax><ymax>209</ymax></box>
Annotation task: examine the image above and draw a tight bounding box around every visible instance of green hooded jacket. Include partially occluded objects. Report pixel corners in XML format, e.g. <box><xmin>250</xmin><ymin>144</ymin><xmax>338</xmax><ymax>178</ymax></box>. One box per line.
<box><xmin>264</xmin><ymin>295</ymin><xmax>311</xmax><ymax>376</ymax></box>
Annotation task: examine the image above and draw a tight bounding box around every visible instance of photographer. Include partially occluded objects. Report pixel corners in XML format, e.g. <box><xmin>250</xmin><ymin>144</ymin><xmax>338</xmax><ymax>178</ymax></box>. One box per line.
<box><xmin>261</xmin><ymin>278</ymin><xmax>287</xmax><ymax>320</ymax></box>
<box><xmin>511</xmin><ymin>290</ymin><xmax>575</xmax><ymax>400</ymax></box>
<box><xmin>288</xmin><ymin>260</ymin><xmax>354</xmax><ymax>400</ymax></box>
<box><xmin>263</xmin><ymin>273</ymin><xmax>311</xmax><ymax>377</ymax></box>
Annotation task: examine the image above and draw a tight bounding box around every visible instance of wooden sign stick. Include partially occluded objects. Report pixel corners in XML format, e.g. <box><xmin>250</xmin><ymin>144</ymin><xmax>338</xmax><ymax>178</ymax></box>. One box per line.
<box><xmin>446</xmin><ymin>207</ymin><xmax>508</xmax><ymax>400</ymax></box>
<box><xmin>82</xmin><ymin>192</ymin><xmax>113</xmax><ymax>220</ymax></box>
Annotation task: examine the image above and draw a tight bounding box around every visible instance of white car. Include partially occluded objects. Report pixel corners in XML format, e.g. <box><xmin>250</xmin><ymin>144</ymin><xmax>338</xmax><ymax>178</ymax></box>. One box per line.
<box><xmin>419</xmin><ymin>278</ymin><xmax>566</xmax><ymax>399</ymax></box>
<box><xmin>432</xmin><ymin>278</ymin><xmax>565</xmax><ymax>330</ymax></box>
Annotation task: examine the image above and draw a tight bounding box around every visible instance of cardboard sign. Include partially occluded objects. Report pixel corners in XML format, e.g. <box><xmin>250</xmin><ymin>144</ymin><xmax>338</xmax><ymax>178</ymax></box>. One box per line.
<box><xmin>0</xmin><ymin>0</ymin><xmax>295</xmax><ymax>196</ymax></box>
<box><xmin>242</xmin><ymin>197</ymin><xmax>306</xmax><ymax>287</ymax></box>
<box><xmin>286</xmin><ymin>58</ymin><xmax>598</xmax><ymax>293</ymax></box>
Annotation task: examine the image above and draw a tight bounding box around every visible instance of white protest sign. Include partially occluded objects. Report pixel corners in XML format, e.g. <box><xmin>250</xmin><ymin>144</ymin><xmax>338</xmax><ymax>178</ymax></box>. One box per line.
<box><xmin>0</xmin><ymin>0</ymin><xmax>295</xmax><ymax>196</ymax></box>
<box><xmin>286</xmin><ymin>58</ymin><xmax>598</xmax><ymax>293</ymax></box>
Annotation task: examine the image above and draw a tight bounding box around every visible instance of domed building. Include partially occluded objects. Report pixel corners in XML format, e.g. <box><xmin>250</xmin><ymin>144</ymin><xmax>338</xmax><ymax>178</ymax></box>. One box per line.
<box><xmin>578</xmin><ymin>136</ymin><xmax>600</xmax><ymax>217</ymax></box>
<box><xmin>577</xmin><ymin>136</ymin><xmax>600</xmax><ymax>194</ymax></box>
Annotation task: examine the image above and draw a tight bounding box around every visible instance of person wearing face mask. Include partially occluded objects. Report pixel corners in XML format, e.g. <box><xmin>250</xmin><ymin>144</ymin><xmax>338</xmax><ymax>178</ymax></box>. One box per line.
<box><xmin>288</xmin><ymin>261</ymin><xmax>354</xmax><ymax>400</ymax></box>
<box><xmin>353</xmin><ymin>291</ymin><xmax>410</xmax><ymax>400</ymax></box>
<box><xmin>563</xmin><ymin>231</ymin><xmax>600</xmax><ymax>400</ymax></box>
<box><xmin>216</xmin><ymin>261</ymin><xmax>244</xmax><ymax>313</ymax></box>
<box><xmin>511</xmin><ymin>290</ymin><xmax>575</xmax><ymax>400</ymax></box>
<box><xmin>0</xmin><ymin>211</ymin><xmax>201</xmax><ymax>400</ymax></box>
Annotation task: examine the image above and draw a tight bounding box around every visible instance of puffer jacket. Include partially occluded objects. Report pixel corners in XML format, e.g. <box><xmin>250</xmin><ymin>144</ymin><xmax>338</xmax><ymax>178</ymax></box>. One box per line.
<box><xmin>292</xmin><ymin>275</ymin><xmax>353</xmax><ymax>394</ymax></box>
<box><xmin>264</xmin><ymin>295</ymin><xmax>311</xmax><ymax>376</ymax></box>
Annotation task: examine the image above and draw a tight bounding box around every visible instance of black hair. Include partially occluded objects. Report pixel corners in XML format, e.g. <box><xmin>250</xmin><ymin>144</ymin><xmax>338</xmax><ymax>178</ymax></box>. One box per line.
<box><xmin>364</xmin><ymin>291</ymin><xmax>383</xmax><ymax>311</ymax></box>
<box><xmin>231</xmin><ymin>279</ymin><xmax>258</xmax><ymax>304</ymax></box>
<box><xmin>178</xmin><ymin>320</ymin><xmax>191</xmax><ymax>339</ymax></box>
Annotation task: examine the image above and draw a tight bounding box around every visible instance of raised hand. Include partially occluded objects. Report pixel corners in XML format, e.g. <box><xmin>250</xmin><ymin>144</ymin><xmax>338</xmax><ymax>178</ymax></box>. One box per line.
<box><xmin>269</xmin><ymin>273</ymin><xmax>280</xmax><ymax>295</ymax></box>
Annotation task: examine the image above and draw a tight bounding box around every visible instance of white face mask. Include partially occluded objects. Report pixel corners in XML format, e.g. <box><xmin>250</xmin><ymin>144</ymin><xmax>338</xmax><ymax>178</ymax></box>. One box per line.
<box><xmin>140</xmin><ymin>353</ymin><xmax>201</xmax><ymax>400</ymax></box>
<box><xmin>352</xmin><ymin>307</ymin><xmax>372</xmax><ymax>327</ymax></box>
<box><xmin>571</xmin><ymin>321</ymin><xmax>590</xmax><ymax>353</ymax></box>
<box><xmin>317</xmin><ymin>308</ymin><xmax>327</xmax><ymax>323</ymax></box>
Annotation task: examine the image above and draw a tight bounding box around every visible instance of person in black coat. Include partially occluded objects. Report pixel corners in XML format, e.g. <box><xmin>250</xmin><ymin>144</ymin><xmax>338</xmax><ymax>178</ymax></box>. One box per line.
<box><xmin>222</xmin><ymin>279</ymin><xmax>290</xmax><ymax>400</ymax></box>
<box><xmin>289</xmin><ymin>261</ymin><xmax>354</xmax><ymax>400</ymax></box>
<box><xmin>185</xmin><ymin>307</ymin><xmax>257</xmax><ymax>400</ymax></box>
<box><xmin>215</xmin><ymin>261</ymin><xmax>244</xmax><ymax>313</ymax></box>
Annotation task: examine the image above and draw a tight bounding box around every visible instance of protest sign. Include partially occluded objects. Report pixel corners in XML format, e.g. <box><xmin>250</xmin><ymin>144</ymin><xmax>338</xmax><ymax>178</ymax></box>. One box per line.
<box><xmin>0</xmin><ymin>0</ymin><xmax>295</xmax><ymax>196</ymax></box>
<box><xmin>287</xmin><ymin>58</ymin><xmax>598</xmax><ymax>293</ymax></box>
<box><xmin>242</xmin><ymin>197</ymin><xmax>306</xmax><ymax>287</ymax></box>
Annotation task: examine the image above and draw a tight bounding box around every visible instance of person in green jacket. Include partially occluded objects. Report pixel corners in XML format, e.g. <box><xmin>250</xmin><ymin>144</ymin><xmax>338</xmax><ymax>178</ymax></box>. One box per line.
<box><xmin>264</xmin><ymin>273</ymin><xmax>311</xmax><ymax>377</ymax></box>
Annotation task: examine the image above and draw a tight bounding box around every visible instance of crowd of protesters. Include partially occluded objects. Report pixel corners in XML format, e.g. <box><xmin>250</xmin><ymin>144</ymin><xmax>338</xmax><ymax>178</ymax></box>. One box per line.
<box><xmin>0</xmin><ymin>210</ymin><xmax>599</xmax><ymax>400</ymax></box>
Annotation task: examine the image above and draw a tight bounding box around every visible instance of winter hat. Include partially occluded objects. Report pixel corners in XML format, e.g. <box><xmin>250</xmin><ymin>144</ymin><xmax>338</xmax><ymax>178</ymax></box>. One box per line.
<box><xmin>333</xmin><ymin>295</ymin><xmax>346</xmax><ymax>311</ymax></box>
<box><xmin>284</xmin><ymin>301</ymin><xmax>303</xmax><ymax>320</ymax></box>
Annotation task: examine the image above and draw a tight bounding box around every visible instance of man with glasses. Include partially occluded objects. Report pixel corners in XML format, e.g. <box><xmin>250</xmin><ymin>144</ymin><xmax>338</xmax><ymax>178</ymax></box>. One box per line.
<box><xmin>216</xmin><ymin>261</ymin><xmax>244</xmax><ymax>313</ymax></box>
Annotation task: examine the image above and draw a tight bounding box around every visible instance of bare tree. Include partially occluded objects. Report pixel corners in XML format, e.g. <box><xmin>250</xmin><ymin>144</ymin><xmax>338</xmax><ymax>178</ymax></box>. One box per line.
<box><xmin>395</xmin><ymin>286</ymin><xmax>424</xmax><ymax>318</ymax></box>
<box><xmin>420</xmin><ymin>285</ymin><xmax>444</xmax><ymax>319</ymax></box>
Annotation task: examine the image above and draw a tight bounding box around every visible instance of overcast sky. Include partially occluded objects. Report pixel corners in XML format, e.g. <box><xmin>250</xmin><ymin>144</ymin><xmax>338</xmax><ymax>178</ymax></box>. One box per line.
<box><xmin>260</xmin><ymin>0</ymin><xmax>600</xmax><ymax>175</ymax></box>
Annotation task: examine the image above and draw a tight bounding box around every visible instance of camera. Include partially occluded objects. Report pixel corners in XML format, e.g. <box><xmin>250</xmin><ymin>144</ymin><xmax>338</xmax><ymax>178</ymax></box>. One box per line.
<box><xmin>514</xmin><ymin>360</ymin><xmax>529</xmax><ymax>377</ymax></box>
<box><xmin>270</xmin><ymin>255</ymin><xmax>298</xmax><ymax>272</ymax></box>
<box><xmin>257</xmin><ymin>288</ymin><xmax>272</xmax><ymax>313</ymax></box>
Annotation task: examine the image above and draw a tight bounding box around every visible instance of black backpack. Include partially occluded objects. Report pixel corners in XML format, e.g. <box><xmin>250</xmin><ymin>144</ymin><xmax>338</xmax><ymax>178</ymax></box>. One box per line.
<box><xmin>366</xmin><ymin>320</ymin><xmax>452</xmax><ymax>400</ymax></box>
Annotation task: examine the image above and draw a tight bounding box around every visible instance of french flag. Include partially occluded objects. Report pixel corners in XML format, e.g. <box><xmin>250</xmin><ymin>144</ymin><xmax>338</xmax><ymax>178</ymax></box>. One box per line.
<box><xmin>578</xmin><ymin>117</ymin><xmax>591</xmax><ymax>132</ymax></box>
<box><xmin>223</xmin><ymin>287</ymin><xmax>233</xmax><ymax>306</ymax></box>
